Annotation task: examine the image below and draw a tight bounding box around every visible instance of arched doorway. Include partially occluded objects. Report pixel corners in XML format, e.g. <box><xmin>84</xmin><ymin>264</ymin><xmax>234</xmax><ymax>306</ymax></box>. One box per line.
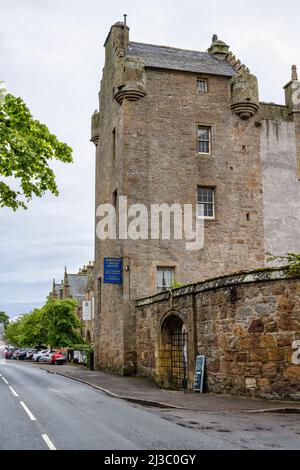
<box><xmin>158</xmin><ymin>314</ymin><xmax>187</xmax><ymax>390</ymax></box>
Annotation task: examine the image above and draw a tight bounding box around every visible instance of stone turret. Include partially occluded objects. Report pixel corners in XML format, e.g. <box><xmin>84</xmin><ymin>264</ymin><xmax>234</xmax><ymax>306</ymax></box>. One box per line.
<box><xmin>51</xmin><ymin>279</ymin><xmax>58</xmax><ymax>299</ymax></box>
<box><xmin>208</xmin><ymin>34</ymin><xmax>259</xmax><ymax>119</ymax></box>
<box><xmin>284</xmin><ymin>65</ymin><xmax>300</xmax><ymax>116</ymax></box>
<box><xmin>103</xmin><ymin>20</ymin><xmax>147</xmax><ymax>105</ymax></box>
<box><xmin>63</xmin><ymin>267</ymin><xmax>71</xmax><ymax>298</ymax></box>
<box><xmin>114</xmin><ymin>56</ymin><xmax>146</xmax><ymax>104</ymax></box>
<box><xmin>208</xmin><ymin>35</ymin><xmax>230</xmax><ymax>60</ymax></box>
<box><xmin>230</xmin><ymin>71</ymin><xmax>259</xmax><ymax>120</ymax></box>
<box><xmin>284</xmin><ymin>65</ymin><xmax>300</xmax><ymax>180</ymax></box>
<box><xmin>104</xmin><ymin>21</ymin><xmax>129</xmax><ymax>59</ymax></box>
<box><xmin>91</xmin><ymin>110</ymin><xmax>100</xmax><ymax>146</ymax></box>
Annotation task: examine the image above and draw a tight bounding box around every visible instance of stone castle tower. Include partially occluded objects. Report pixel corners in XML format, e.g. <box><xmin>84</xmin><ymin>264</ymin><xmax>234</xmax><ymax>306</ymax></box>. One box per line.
<box><xmin>91</xmin><ymin>21</ymin><xmax>300</xmax><ymax>375</ymax></box>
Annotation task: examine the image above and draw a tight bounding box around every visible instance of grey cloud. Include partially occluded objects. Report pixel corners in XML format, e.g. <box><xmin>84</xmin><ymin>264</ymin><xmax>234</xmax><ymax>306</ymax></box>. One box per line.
<box><xmin>0</xmin><ymin>0</ymin><xmax>299</xmax><ymax>315</ymax></box>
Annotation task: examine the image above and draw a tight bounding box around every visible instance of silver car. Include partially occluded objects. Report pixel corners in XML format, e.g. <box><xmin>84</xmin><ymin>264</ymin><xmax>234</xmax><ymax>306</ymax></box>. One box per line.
<box><xmin>32</xmin><ymin>350</ymin><xmax>49</xmax><ymax>362</ymax></box>
<box><xmin>39</xmin><ymin>352</ymin><xmax>54</xmax><ymax>363</ymax></box>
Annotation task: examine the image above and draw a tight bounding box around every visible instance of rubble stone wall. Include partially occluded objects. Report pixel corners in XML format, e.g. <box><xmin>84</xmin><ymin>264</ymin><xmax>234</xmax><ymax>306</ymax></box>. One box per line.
<box><xmin>135</xmin><ymin>269</ymin><xmax>300</xmax><ymax>400</ymax></box>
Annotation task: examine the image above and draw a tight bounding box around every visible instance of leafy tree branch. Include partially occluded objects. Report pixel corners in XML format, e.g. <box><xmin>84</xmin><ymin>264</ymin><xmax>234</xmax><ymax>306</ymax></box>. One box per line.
<box><xmin>0</xmin><ymin>91</ymin><xmax>73</xmax><ymax>210</ymax></box>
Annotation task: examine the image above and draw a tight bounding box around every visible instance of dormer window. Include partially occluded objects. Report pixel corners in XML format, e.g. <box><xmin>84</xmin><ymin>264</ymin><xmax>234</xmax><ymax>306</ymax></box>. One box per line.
<box><xmin>197</xmin><ymin>79</ymin><xmax>208</xmax><ymax>93</ymax></box>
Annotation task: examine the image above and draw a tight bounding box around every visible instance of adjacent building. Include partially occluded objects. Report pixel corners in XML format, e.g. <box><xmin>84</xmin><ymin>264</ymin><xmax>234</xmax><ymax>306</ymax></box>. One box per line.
<box><xmin>50</xmin><ymin>262</ymin><xmax>95</xmax><ymax>343</ymax></box>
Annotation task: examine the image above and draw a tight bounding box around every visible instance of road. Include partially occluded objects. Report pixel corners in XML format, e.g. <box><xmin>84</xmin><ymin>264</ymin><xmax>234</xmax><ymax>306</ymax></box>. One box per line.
<box><xmin>1</xmin><ymin>359</ymin><xmax>299</xmax><ymax>450</ymax></box>
<box><xmin>0</xmin><ymin>359</ymin><xmax>236</xmax><ymax>450</ymax></box>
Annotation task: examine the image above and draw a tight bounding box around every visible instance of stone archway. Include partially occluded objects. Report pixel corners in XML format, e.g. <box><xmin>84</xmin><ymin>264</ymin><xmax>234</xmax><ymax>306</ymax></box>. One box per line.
<box><xmin>157</xmin><ymin>313</ymin><xmax>187</xmax><ymax>390</ymax></box>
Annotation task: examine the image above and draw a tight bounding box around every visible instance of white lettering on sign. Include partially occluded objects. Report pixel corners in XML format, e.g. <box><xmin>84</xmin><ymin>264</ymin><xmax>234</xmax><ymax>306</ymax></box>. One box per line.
<box><xmin>292</xmin><ymin>340</ymin><xmax>300</xmax><ymax>365</ymax></box>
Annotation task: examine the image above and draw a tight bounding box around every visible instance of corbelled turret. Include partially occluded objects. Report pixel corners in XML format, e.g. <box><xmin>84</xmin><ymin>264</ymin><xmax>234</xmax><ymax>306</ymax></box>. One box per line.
<box><xmin>208</xmin><ymin>35</ymin><xmax>230</xmax><ymax>60</ymax></box>
<box><xmin>91</xmin><ymin>110</ymin><xmax>100</xmax><ymax>146</ymax></box>
<box><xmin>209</xmin><ymin>34</ymin><xmax>259</xmax><ymax>120</ymax></box>
<box><xmin>230</xmin><ymin>71</ymin><xmax>260</xmax><ymax>120</ymax></box>
<box><xmin>114</xmin><ymin>56</ymin><xmax>146</xmax><ymax>104</ymax></box>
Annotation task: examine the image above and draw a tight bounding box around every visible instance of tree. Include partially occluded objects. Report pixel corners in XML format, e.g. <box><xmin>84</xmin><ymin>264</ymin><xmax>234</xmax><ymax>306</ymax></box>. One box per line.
<box><xmin>4</xmin><ymin>300</ymin><xmax>84</xmax><ymax>349</ymax></box>
<box><xmin>42</xmin><ymin>298</ymin><xmax>83</xmax><ymax>349</ymax></box>
<box><xmin>0</xmin><ymin>311</ymin><xmax>9</xmax><ymax>329</ymax></box>
<box><xmin>18</xmin><ymin>309</ymin><xmax>48</xmax><ymax>348</ymax></box>
<box><xmin>4</xmin><ymin>317</ymin><xmax>23</xmax><ymax>347</ymax></box>
<box><xmin>0</xmin><ymin>86</ymin><xmax>73</xmax><ymax>210</ymax></box>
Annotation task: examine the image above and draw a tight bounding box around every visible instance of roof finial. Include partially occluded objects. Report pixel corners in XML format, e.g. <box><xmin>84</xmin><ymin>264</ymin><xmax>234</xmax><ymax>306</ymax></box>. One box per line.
<box><xmin>292</xmin><ymin>65</ymin><xmax>298</xmax><ymax>81</ymax></box>
<box><xmin>212</xmin><ymin>34</ymin><xmax>218</xmax><ymax>43</ymax></box>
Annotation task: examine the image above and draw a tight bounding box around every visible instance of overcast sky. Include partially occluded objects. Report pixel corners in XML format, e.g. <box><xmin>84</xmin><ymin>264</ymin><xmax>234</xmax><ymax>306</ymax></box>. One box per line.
<box><xmin>0</xmin><ymin>0</ymin><xmax>299</xmax><ymax>317</ymax></box>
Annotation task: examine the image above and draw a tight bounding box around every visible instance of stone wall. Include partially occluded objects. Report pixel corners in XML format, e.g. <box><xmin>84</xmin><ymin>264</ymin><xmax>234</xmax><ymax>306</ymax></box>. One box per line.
<box><xmin>135</xmin><ymin>269</ymin><xmax>300</xmax><ymax>400</ymax></box>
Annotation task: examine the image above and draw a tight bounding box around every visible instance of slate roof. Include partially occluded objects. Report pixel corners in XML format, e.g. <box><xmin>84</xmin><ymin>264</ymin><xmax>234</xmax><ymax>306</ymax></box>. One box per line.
<box><xmin>67</xmin><ymin>274</ymin><xmax>88</xmax><ymax>302</ymax></box>
<box><xmin>127</xmin><ymin>42</ymin><xmax>236</xmax><ymax>77</ymax></box>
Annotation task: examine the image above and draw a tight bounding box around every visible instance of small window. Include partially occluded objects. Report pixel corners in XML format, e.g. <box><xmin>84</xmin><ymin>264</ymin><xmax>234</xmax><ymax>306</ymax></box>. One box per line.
<box><xmin>197</xmin><ymin>79</ymin><xmax>208</xmax><ymax>93</ymax></box>
<box><xmin>198</xmin><ymin>126</ymin><xmax>211</xmax><ymax>154</ymax></box>
<box><xmin>157</xmin><ymin>268</ymin><xmax>174</xmax><ymax>293</ymax></box>
<box><xmin>198</xmin><ymin>187</ymin><xmax>215</xmax><ymax>219</ymax></box>
<box><xmin>113</xmin><ymin>189</ymin><xmax>118</xmax><ymax>208</ymax></box>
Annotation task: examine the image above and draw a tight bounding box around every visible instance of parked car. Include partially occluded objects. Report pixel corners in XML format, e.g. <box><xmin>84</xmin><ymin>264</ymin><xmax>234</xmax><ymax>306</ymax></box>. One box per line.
<box><xmin>4</xmin><ymin>348</ymin><xmax>15</xmax><ymax>359</ymax></box>
<box><xmin>18</xmin><ymin>350</ymin><xmax>29</xmax><ymax>361</ymax></box>
<box><xmin>39</xmin><ymin>352</ymin><xmax>54</xmax><ymax>363</ymax></box>
<box><xmin>26</xmin><ymin>349</ymin><xmax>38</xmax><ymax>360</ymax></box>
<box><xmin>32</xmin><ymin>350</ymin><xmax>49</xmax><ymax>362</ymax></box>
<box><xmin>12</xmin><ymin>349</ymin><xmax>23</xmax><ymax>360</ymax></box>
<box><xmin>51</xmin><ymin>352</ymin><xmax>67</xmax><ymax>365</ymax></box>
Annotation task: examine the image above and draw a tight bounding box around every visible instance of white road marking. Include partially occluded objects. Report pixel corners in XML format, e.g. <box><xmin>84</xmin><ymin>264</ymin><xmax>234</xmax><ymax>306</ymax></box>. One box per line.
<box><xmin>42</xmin><ymin>434</ymin><xmax>56</xmax><ymax>451</ymax></box>
<box><xmin>9</xmin><ymin>386</ymin><xmax>19</xmax><ymax>397</ymax></box>
<box><xmin>1</xmin><ymin>376</ymin><xmax>8</xmax><ymax>385</ymax></box>
<box><xmin>20</xmin><ymin>401</ymin><xmax>36</xmax><ymax>421</ymax></box>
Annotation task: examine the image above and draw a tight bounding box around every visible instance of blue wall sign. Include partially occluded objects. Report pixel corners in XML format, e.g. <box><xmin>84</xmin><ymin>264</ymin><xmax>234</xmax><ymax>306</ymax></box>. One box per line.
<box><xmin>194</xmin><ymin>355</ymin><xmax>206</xmax><ymax>393</ymax></box>
<box><xmin>104</xmin><ymin>258</ymin><xmax>123</xmax><ymax>285</ymax></box>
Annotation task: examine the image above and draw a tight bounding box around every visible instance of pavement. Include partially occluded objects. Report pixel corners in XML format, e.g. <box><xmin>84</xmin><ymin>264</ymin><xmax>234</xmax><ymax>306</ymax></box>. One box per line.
<box><xmin>30</xmin><ymin>362</ymin><xmax>300</xmax><ymax>413</ymax></box>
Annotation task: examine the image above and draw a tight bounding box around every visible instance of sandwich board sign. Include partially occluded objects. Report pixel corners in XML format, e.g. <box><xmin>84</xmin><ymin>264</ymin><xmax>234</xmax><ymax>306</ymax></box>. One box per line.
<box><xmin>194</xmin><ymin>355</ymin><xmax>205</xmax><ymax>393</ymax></box>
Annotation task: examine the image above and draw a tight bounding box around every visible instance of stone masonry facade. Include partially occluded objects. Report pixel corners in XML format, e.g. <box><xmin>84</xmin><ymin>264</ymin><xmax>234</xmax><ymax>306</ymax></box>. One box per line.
<box><xmin>91</xmin><ymin>21</ymin><xmax>300</xmax><ymax>391</ymax></box>
<box><xmin>136</xmin><ymin>269</ymin><xmax>300</xmax><ymax>400</ymax></box>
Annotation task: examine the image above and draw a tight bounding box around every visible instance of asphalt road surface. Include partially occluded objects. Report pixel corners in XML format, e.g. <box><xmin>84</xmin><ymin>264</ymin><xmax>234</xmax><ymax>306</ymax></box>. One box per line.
<box><xmin>0</xmin><ymin>359</ymin><xmax>236</xmax><ymax>451</ymax></box>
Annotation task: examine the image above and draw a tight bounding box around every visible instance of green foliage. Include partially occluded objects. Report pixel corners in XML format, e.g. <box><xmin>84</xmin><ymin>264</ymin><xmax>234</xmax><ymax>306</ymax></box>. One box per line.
<box><xmin>42</xmin><ymin>298</ymin><xmax>83</xmax><ymax>349</ymax></box>
<box><xmin>171</xmin><ymin>281</ymin><xmax>183</xmax><ymax>290</ymax></box>
<box><xmin>0</xmin><ymin>311</ymin><xmax>9</xmax><ymax>328</ymax></box>
<box><xmin>18</xmin><ymin>309</ymin><xmax>48</xmax><ymax>348</ymax></box>
<box><xmin>266</xmin><ymin>252</ymin><xmax>300</xmax><ymax>276</ymax></box>
<box><xmin>4</xmin><ymin>318</ymin><xmax>23</xmax><ymax>347</ymax></box>
<box><xmin>72</xmin><ymin>343</ymin><xmax>94</xmax><ymax>368</ymax></box>
<box><xmin>4</xmin><ymin>299</ymin><xmax>84</xmax><ymax>349</ymax></box>
<box><xmin>0</xmin><ymin>92</ymin><xmax>73</xmax><ymax>210</ymax></box>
